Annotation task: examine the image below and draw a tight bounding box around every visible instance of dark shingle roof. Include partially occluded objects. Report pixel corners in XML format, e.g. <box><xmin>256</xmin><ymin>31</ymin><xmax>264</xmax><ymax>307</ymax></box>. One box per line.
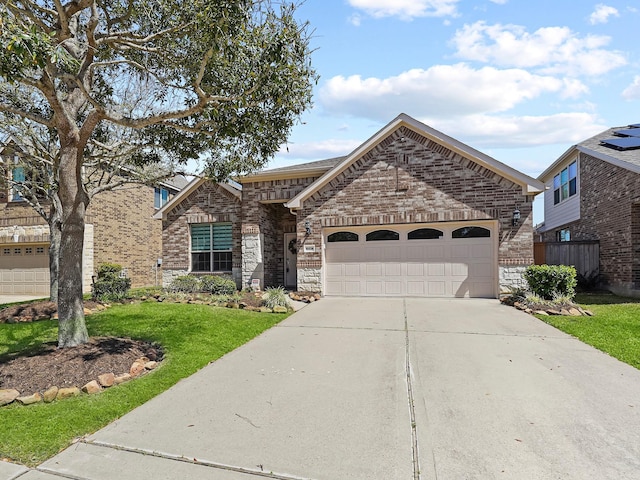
<box><xmin>579</xmin><ymin>125</ymin><xmax>640</xmax><ymax>169</ymax></box>
<box><xmin>259</xmin><ymin>156</ymin><xmax>346</xmax><ymax>174</ymax></box>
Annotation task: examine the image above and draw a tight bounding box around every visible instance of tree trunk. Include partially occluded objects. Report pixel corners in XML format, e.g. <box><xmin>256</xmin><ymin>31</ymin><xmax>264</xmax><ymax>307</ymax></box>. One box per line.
<box><xmin>48</xmin><ymin>203</ymin><xmax>61</xmax><ymax>303</ymax></box>
<box><xmin>57</xmin><ymin>146</ymin><xmax>89</xmax><ymax>348</ymax></box>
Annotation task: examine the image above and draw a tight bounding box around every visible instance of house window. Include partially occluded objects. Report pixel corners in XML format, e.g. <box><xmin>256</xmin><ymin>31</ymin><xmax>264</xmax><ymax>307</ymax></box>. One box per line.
<box><xmin>2</xmin><ymin>248</ymin><xmax>9</xmax><ymax>255</ymax></box>
<box><xmin>366</xmin><ymin>230</ymin><xmax>399</xmax><ymax>241</ymax></box>
<box><xmin>408</xmin><ymin>228</ymin><xmax>443</xmax><ymax>240</ymax></box>
<box><xmin>452</xmin><ymin>226</ymin><xmax>491</xmax><ymax>238</ymax></box>
<box><xmin>553</xmin><ymin>161</ymin><xmax>577</xmax><ymax>205</ymax></box>
<box><xmin>191</xmin><ymin>223</ymin><xmax>232</xmax><ymax>272</ymax></box>
<box><xmin>10</xmin><ymin>164</ymin><xmax>25</xmax><ymax>202</ymax></box>
<box><xmin>556</xmin><ymin>229</ymin><xmax>571</xmax><ymax>242</ymax></box>
<box><xmin>327</xmin><ymin>232</ymin><xmax>359</xmax><ymax>242</ymax></box>
<box><xmin>36</xmin><ymin>246</ymin><xmax>45</xmax><ymax>254</ymax></box>
<box><xmin>154</xmin><ymin>187</ymin><xmax>169</xmax><ymax>209</ymax></box>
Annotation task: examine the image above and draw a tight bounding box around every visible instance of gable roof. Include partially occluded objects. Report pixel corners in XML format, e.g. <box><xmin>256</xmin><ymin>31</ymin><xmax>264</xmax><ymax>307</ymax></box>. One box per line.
<box><xmin>239</xmin><ymin>156</ymin><xmax>344</xmax><ymax>183</ymax></box>
<box><xmin>286</xmin><ymin>113</ymin><xmax>544</xmax><ymax>210</ymax></box>
<box><xmin>152</xmin><ymin>177</ymin><xmax>241</xmax><ymax>220</ymax></box>
<box><xmin>538</xmin><ymin>125</ymin><xmax>640</xmax><ymax>181</ymax></box>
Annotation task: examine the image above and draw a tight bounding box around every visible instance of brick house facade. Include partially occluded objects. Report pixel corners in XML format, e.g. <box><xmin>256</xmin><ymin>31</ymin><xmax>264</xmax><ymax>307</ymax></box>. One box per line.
<box><xmin>538</xmin><ymin>125</ymin><xmax>640</xmax><ymax>296</ymax></box>
<box><xmin>0</xmin><ymin>143</ymin><xmax>184</xmax><ymax>294</ymax></box>
<box><xmin>158</xmin><ymin>114</ymin><xmax>543</xmax><ymax>297</ymax></box>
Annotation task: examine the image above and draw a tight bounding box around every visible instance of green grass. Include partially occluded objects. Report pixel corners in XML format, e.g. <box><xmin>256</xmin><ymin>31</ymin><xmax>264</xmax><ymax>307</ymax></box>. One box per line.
<box><xmin>539</xmin><ymin>292</ymin><xmax>640</xmax><ymax>370</ymax></box>
<box><xmin>0</xmin><ymin>301</ymin><xmax>287</xmax><ymax>466</ymax></box>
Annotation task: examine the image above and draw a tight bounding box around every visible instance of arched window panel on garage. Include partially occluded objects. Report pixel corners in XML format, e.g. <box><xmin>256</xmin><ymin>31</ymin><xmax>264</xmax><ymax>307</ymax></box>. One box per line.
<box><xmin>408</xmin><ymin>228</ymin><xmax>444</xmax><ymax>240</ymax></box>
<box><xmin>327</xmin><ymin>231</ymin><xmax>359</xmax><ymax>242</ymax></box>
<box><xmin>366</xmin><ymin>229</ymin><xmax>400</xmax><ymax>241</ymax></box>
<box><xmin>452</xmin><ymin>226</ymin><xmax>491</xmax><ymax>239</ymax></box>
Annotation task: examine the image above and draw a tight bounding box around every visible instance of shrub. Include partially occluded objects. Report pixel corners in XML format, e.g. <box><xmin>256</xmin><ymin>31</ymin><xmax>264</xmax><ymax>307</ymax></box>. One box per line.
<box><xmin>263</xmin><ymin>286</ymin><xmax>290</xmax><ymax>310</ymax></box>
<box><xmin>167</xmin><ymin>275</ymin><xmax>199</xmax><ymax>293</ymax></box>
<box><xmin>92</xmin><ymin>263</ymin><xmax>131</xmax><ymax>301</ymax></box>
<box><xmin>199</xmin><ymin>275</ymin><xmax>237</xmax><ymax>296</ymax></box>
<box><xmin>523</xmin><ymin>264</ymin><xmax>577</xmax><ymax>301</ymax></box>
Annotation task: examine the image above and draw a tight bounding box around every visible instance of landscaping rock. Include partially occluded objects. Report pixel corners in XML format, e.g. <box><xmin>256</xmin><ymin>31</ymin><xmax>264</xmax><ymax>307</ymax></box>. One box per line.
<box><xmin>144</xmin><ymin>361</ymin><xmax>158</xmax><ymax>370</ymax></box>
<box><xmin>584</xmin><ymin>310</ymin><xmax>595</xmax><ymax>316</ymax></box>
<box><xmin>273</xmin><ymin>306</ymin><xmax>288</xmax><ymax>313</ymax></box>
<box><xmin>98</xmin><ymin>373</ymin><xmax>116</xmax><ymax>387</ymax></box>
<box><xmin>559</xmin><ymin>308</ymin><xmax>571</xmax><ymax>316</ymax></box>
<box><xmin>82</xmin><ymin>380</ymin><xmax>102</xmax><ymax>395</ymax></box>
<box><xmin>43</xmin><ymin>386</ymin><xmax>59</xmax><ymax>403</ymax></box>
<box><xmin>259</xmin><ymin>306</ymin><xmax>273</xmax><ymax>313</ymax></box>
<box><xmin>0</xmin><ymin>389</ymin><xmax>20</xmax><ymax>406</ymax></box>
<box><xmin>534</xmin><ymin>310</ymin><xmax>549</xmax><ymax>316</ymax></box>
<box><xmin>17</xmin><ymin>393</ymin><xmax>42</xmax><ymax>405</ymax></box>
<box><xmin>57</xmin><ymin>387</ymin><xmax>81</xmax><ymax>400</ymax></box>
<box><xmin>114</xmin><ymin>373</ymin><xmax>132</xmax><ymax>385</ymax></box>
<box><xmin>568</xmin><ymin>308</ymin><xmax>583</xmax><ymax>316</ymax></box>
<box><xmin>130</xmin><ymin>361</ymin><xmax>146</xmax><ymax>377</ymax></box>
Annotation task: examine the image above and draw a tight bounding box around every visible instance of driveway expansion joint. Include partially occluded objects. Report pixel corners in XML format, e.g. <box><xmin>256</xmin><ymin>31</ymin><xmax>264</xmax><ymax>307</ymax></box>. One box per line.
<box><xmin>404</xmin><ymin>299</ymin><xmax>421</xmax><ymax>480</ymax></box>
<box><xmin>80</xmin><ymin>440</ymin><xmax>316</xmax><ymax>480</ymax></box>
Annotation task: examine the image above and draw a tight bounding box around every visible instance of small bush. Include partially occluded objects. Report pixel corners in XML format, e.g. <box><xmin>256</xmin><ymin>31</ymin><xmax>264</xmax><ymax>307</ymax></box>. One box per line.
<box><xmin>523</xmin><ymin>264</ymin><xmax>577</xmax><ymax>301</ymax></box>
<box><xmin>263</xmin><ymin>286</ymin><xmax>290</xmax><ymax>310</ymax></box>
<box><xmin>168</xmin><ymin>275</ymin><xmax>199</xmax><ymax>293</ymax></box>
<box><xmin>199</xmin><ymin>275</ymin><xmax>237</xmax><ymax>296</ymax></box>
<box><xmin>92</xmin><ymin>263</ymin><xmax>131</xmax><ymax>301</ymax></box>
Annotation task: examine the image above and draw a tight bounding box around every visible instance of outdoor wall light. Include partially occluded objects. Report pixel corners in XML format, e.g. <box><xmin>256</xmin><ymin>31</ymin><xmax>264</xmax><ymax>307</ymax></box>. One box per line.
<box><xmin>512</xmin><ymin>207</ymin><xmax>521</xmax><ymax>227</ymax></box>
<box><xmin>305</xmin><ymin>220</ymin><xmax>312</xmax><ymax>235</ymax></box>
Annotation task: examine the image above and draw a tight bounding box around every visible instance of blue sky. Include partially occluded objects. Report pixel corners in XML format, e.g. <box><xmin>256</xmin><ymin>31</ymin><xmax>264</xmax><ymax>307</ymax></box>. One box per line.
<box><xmin>268</xmin><ymin>0</ymin><xmax>640</xmax><ymax>224</ymax></box>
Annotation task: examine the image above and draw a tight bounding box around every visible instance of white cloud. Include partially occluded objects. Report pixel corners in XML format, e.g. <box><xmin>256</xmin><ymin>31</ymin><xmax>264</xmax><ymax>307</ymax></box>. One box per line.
<box><xmin>347</xmin><ymin>0</ymin><xmax>459</xmax><ymax>20</ymax></box>
<box><xmin>489</xmin><ymin>0</ymin><xmax>509</xmax><ymax>4</ymax></box>
<box><xmin>589</xmin><ymin>4</ymin><xmax>620</xmax><ymax>24</ymax></box>
<box><xmin>348</xmin><ymin>14</ymin><xmax>362</xmax><ymax>27</ymax></box>
<box><xmin>319</xmin><ymin>65</ymin><xmax>587</xmax><ymax>121</ymax></box>
<box><xmin>622</xmin><ymin>76</ymin><xmax>640</xmax><ymax>100</ymax></box>
<box><xmin>452</xmin><ymin>21</ymin><xmax>626</xmax><ymax>76</ymax></box>
<box><xmin>423</xmin><ymin>113</ymin><xmax>606</xmax><ymax>148</ymax></box>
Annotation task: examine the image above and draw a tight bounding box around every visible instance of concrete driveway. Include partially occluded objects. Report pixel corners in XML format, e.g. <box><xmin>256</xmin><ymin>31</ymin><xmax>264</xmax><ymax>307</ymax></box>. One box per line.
<box><xmin>5</xmin><ymin>298</ymin><xmax>640</xmax><ymax>479</ymax></box>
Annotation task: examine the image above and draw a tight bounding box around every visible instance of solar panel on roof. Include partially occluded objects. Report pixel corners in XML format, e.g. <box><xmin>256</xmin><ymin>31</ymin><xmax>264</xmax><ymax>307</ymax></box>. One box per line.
<box><xmin>601</xmin><ymin>137</ymin><xmax>640</xmax><ymax>150</ymax></box>
<box><xmin>613</xmin><ymin>128</ymin><xmax>640</xmax><ymax>137</ymax></box>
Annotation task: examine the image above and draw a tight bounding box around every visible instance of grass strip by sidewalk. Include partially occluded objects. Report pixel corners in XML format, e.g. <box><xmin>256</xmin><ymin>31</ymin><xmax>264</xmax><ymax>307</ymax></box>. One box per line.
<box><xmin>539</xmin><ymin>292</ymin><xmax>640</xmax><ymax>370</ymax></box>
<box><xmin>0</xmin><ymin>301</ymin><xmax>287</xmax><ymax>466</ymax></box>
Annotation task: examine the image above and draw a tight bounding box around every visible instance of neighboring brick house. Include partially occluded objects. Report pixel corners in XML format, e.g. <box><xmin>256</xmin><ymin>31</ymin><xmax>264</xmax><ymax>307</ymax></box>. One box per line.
<box><xmin>537</xmin><ymin>123</ymin><xmax>640</xmax><ymax>296</ymax></box>
<box><xmin>157</xmin><ymin>114</ymin><xmax>543</xmax><ymax>298</ymax></box>
<box><xmin>0</xmin><ymin>142</ymin><xmax>186</xmax><ymax>295</ymax></box>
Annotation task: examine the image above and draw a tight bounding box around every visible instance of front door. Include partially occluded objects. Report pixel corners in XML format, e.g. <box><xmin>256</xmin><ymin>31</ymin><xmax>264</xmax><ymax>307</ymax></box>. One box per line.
<box><xmin>284</xmin><ymin>233</ymin><xmax>298</xmax><ymax>289</ymax></box>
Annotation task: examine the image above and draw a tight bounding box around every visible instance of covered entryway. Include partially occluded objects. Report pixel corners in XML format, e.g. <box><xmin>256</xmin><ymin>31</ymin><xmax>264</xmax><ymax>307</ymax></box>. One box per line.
<box><xmin>324</xmin><ymin>222</ymin><xmax>497</xmax><ymax>297</ymax></box>
<box><xmin>0</xmin><ymin>244</ymin><xmax>50</xmax><ymax>296</ymax></box>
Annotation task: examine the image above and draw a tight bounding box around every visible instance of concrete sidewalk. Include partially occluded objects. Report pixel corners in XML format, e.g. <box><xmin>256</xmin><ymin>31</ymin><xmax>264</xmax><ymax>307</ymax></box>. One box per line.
<box><xmin>4</xmin><ymin>298</ymin><xmax>640</xmax><ymax>479</ymax></box>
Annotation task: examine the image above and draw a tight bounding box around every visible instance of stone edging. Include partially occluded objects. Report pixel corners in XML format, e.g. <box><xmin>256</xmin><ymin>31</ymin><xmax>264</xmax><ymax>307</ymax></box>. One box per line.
<box><xmin>0</xmin><ymin>357</ymin><xmax>160</xmax><ymax>408</ymax></box>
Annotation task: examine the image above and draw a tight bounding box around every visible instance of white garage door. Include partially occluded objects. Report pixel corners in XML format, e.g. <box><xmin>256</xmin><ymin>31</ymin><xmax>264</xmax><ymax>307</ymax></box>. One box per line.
<box><xmin>0</xmin><ymin>244</ymin><xmax>50</xmax><ymax>296</ymax></box>
<box><xmin>324</xmin><ymin>222</ymin><xmax>497</xmax><ymax>298</ymax></box>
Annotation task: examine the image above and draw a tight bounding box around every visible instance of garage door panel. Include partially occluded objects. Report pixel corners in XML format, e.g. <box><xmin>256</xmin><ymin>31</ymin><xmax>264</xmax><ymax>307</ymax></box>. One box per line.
<box><xmin>366</xmin><ymin>281</ymin><xmax>383</xmax><ymax>295</ymax></box>
<box><xmin>0</xmin><ymin>246</ymin><xmax>50</xmax><ymax>296</ymax></box>
<box><xmin>366</xmin><ymin>264</ymin><xmax>382</xmax><ymax>276</ymax></box>
<box><xmin>384</xmin><ymin>263</ymin><xmax>402</xmax><ymax>276</ymax></box>
<box><xmin>344</xmin><ymin>264</ymin><xmax>361</xmax><ymax>276</ymax></box>
<box><xmin>407</xmin><ymin>281</ymin><xmax>425</xmax><ymax>295</ymax></box>
<box><xmin>427</xmin><ymin>281</ymin><xmax>446</xmax><ymax>296</ymax></box>
<box><xmin>407</xmin><ymin>264</ymin><xmax>424</xmax><ymax>276</ymax></box>
<box><xmin>384</xmin><ymin>281</ymin><xmax>402</xmax><ymax>295</ymax></box>
<box><xmin>451</xmin><ymin>263</ymin><xmax>468</xmax><ymax>276</ymax></box>
<box><xmin>344</xmin><ymin>281</ymin><xmax>362</xmax><ymax>295</ymax></box>
<box><xmin>326</xmin><ymin>263</ymin><xmax>344</xmax><ymax>277</ymax></box>
<box><xmin>427</xmin><ymin>263</ymin><xmax>445</xmax><ymax>276</ymax></box>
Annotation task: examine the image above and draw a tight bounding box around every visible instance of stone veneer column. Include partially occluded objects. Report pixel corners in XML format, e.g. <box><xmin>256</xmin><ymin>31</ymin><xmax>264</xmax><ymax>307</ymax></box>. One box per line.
<box><xmin>241</xmin><ymin>225</ymin><xmax>264</xmax><ymax>290</ymax></box>
<box><xmin>499</xmin><ymin>265</ymin><xmax>528</xmax><ymax>294</ymax></box>
<box><xmin>83</xmin><ymin>224</ymin><xmax>94</xmax><ymax>293</ymax></box>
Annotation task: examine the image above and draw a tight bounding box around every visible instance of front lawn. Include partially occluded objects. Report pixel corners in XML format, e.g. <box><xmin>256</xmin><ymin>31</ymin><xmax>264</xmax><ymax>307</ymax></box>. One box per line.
<box><xmin>539</xmin><ymin>292</ymin><xmax>640</xmax><ymax>370</ymax></box>
<box><xmin>0</xmin><ymin>302</ymin><xmax>287</xmax><ymax>466</ymax></box>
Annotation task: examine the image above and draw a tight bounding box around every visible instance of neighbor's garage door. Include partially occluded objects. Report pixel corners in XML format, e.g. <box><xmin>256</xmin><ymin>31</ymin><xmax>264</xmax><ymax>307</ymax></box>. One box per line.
<box><xmin>0</xmin><ymin>244</ymin><xmax>50</xmax><ymax>296</ymax></box>
<box><xmin>324</xmin><ymin>222</ymin><xmax>497</xmax><ymax>298</ymax></box>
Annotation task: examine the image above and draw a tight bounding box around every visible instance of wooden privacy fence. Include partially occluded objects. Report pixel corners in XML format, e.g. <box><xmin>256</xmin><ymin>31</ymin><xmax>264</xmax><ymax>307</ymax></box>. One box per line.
<box><xmin>534</xmin><ymin>241</ymin><xmax>600</xmax><ymax>280</ymax></box>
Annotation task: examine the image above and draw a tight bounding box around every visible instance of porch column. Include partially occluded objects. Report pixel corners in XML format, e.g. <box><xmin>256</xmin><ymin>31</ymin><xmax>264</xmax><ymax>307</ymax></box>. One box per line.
<box><xmin>241</xmin><ymin>224</ymin><xmax>264</xmax><ymax>290</ymax></box>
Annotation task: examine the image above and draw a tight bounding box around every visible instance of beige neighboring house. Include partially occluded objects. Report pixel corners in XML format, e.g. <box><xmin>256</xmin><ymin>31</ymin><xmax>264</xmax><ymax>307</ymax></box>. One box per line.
<box><xmin>0</xmin><ymin>142</ymin><xmax>187</xmax><ymax>296</ymax></box>
<box><xmin>156</xmin><ymin>114</ymin><xmax>544</xmax><ymax>298</ymax></box>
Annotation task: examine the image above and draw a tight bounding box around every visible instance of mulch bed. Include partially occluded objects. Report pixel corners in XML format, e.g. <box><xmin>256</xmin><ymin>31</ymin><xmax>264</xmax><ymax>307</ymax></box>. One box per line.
<box><xmin>0</xmin><ymin>337</ymin><xmax>162</xmax><ymax>395</ymax></box>
<box><xmin>0</xmin><ymin>300</ymin><xmax>103</xmax><ymax>324</ymax></box>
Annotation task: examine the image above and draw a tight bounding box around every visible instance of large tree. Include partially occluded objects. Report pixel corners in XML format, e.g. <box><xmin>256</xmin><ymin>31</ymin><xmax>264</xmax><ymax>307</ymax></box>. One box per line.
<box><xmin>0</xmin><ymin>0</ymin><xmax>316</xmax><ymax>347</ymax></box>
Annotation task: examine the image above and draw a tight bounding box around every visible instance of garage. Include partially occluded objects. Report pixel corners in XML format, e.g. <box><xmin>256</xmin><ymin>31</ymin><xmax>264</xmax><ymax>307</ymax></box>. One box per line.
<box><xmin>0</xmin><ymin>244</ymin><xmax>50</xmax><ymax>296</ymax></box>
<box><xmin>324</xmin><ymin>222</ymin><xmax>497</xmax><ymax>298</ymax></box>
